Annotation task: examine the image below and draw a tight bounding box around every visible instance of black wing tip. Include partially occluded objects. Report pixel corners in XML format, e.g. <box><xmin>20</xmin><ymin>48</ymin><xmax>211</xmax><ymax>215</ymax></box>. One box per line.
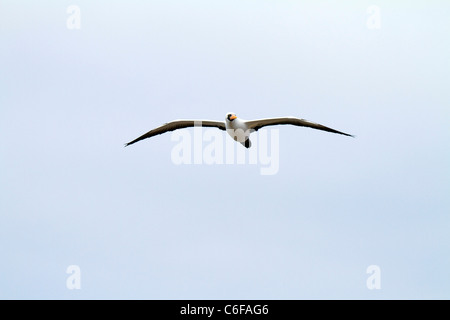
<box><xmin>344</xmin><ymin>133</ymin><xmax>355</xmax><ymax>138</ymax></box>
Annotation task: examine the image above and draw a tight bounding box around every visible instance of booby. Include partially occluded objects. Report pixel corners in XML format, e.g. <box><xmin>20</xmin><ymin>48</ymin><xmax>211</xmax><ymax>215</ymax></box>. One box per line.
<box><xmin>125</xmin><ymin>112</ymin><xmax>354</xmax><ymax>148</ymax></box>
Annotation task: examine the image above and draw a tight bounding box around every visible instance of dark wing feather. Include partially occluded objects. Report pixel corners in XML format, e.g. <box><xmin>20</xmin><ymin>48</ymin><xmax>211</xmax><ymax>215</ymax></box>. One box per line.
<box><xmin>125</xmin><ymin>119</ymin><xmax>226</xmax><ymax>147</ymax></box>
<box><xmin>246</xmin><ymin>117</ymin><xmax>354</xmax><ymax>137</ymax></box>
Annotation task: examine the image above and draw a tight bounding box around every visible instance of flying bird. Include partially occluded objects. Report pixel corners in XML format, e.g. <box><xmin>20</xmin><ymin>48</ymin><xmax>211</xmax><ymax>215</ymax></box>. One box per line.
<box><xmin>125</xmin><ymin>113</ymin><xmax>354</xmax><ymax>148</ymax></box>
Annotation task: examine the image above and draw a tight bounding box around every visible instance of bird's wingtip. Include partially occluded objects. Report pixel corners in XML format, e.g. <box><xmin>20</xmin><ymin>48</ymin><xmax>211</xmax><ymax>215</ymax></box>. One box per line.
<box><xmin>342</xmin><ymin>132</ymin><xmax>355</xmax><ymax>138</ymax></box>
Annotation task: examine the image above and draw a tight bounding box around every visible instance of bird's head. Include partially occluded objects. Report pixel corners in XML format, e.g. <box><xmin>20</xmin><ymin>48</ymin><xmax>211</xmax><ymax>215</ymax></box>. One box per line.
<box><xmin>226</xmin><ymin>112</ymin><xmax>237</xmax><ymax>122</ymax></box>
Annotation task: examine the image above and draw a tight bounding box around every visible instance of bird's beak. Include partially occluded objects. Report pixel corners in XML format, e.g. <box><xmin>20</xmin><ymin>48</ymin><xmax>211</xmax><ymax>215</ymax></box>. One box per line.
<box><xmin>230</xmin><ymin>115</ymin><xmax>237</xmax><ymax>120</ymax></box>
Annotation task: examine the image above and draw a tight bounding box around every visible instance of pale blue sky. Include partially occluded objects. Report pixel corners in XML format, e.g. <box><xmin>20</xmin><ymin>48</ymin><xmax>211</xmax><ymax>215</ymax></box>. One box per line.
<box><xmin>0</xmin><ymin>0</ymin><xmax>449</xmax><ymax>299</ymax></box>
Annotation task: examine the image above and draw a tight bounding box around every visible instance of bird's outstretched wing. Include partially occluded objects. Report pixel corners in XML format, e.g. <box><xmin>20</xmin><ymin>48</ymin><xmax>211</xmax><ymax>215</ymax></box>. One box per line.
<box><xmin>246</xmin><ymin>117</ymin><xmax>354</xmax><ymax>137</ymax></box>
<box><xmin>125</xmin><ymin>119</ymin><xmax>226</xmax><ymax>147</ymax></box>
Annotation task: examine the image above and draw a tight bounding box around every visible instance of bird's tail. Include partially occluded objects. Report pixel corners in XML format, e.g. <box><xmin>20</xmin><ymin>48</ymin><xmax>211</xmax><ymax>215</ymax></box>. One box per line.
<box><xmin>240</xmin><ymin>139</ymin><xmax>252</xmax><ymax>148</ymax></box>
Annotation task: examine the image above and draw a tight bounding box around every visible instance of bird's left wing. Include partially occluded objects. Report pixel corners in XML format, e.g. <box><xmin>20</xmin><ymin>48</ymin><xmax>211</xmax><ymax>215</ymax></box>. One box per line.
<box><xmin>125</xmin><ymin>119</ymin><xmax>226</xmax><ymax>146</ymax></box>
<box><xmin>246</xmin><ymin>117</ymin><xmax>354</xmax><ymax>137</ymax></box>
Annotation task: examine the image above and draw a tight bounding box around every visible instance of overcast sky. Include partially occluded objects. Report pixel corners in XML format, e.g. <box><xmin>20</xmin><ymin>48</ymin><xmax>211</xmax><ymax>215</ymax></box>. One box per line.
<box><xmin>1</xmin><ymin>0</ymin><xmax>449</xmax><ymax>299</ymax></box>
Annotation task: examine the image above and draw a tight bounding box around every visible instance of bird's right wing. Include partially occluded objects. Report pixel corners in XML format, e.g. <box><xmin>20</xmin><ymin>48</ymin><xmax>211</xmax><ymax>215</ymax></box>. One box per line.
<box><xmin>125</xmin><ymin>119</ymin><xmax>226</xmax><ymax>147</ymax></box>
